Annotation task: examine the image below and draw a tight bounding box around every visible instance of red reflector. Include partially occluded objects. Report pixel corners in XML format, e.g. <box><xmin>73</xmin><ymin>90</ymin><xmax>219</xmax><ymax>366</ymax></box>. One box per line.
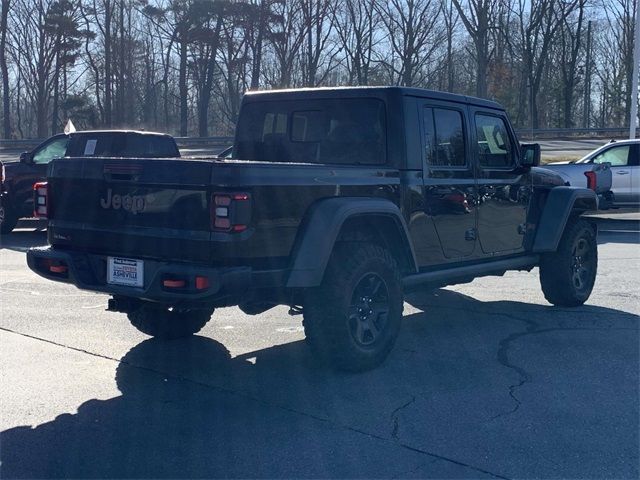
<box><xmin>214</xmin><ymin>217</ymin><xmax>231</xmax><ymax>229</ymax></box>
<box><xmin>195</xmin><ymin>276</ymin><xmax>209</xmax><ymax>290</ymax></box>
<box><xmin>49</xmin><ymin>265</ymin><xmax>68</xmax><ymax>274</ymax></box>
<box><xmin>585</xmin><ymin>171</ymin><xmax>596</xmax><ymax>191</ymax></box>
<box><xmin>163</xmin><ymin>279</ymin><xmax>186</xmax><ymax>288</ymax></box>
<box><xmin>232</xmin><ymin>224</ymin><xmax>247</xmax><ymax>232</ymax></box>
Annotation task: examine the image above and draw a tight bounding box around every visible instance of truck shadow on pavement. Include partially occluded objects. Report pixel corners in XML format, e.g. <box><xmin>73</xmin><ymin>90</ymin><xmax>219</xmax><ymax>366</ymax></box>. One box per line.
<box><xmin>1</xmin><ymin>289</ymin><xmax>638</xmax><ymax>479</ymax></box>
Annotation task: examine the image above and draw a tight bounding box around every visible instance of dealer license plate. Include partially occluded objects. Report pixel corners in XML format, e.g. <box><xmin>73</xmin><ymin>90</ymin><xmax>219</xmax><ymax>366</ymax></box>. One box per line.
<box><xmin>107</xmin><ymin>257</ymin><xmax>144</xmax><ymax>287</ymax></box>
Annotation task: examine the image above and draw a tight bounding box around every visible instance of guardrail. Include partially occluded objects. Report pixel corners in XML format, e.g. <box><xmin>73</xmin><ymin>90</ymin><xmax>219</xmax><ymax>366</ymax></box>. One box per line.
<box><xmin>0</xmin><ymin>136</ymin><xmax>235</xmax><ymax>150</ymax></box>
<box><xmin>0</xmin><ymin>127</ymin><xmax>633</xmax><ymax>150</ymax></box>
<box><xmin>515</xmin><ymin>127</ymin><xmax>630</xmax><ymax>139</ymax></box>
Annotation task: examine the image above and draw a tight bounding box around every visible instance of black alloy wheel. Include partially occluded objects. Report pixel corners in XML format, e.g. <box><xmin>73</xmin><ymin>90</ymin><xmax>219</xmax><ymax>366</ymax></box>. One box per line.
<box><xmin>348</xmin><ymin>273</ymin><xmax>390</xmax><ymax>347</ymax></box>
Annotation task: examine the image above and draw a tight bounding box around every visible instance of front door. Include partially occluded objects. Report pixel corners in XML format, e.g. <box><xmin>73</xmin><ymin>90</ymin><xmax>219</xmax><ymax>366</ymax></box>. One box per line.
<box><xmin>590</xmin><ymin>142</ymin><xmax>639</xmax><ymax>204</ymax></box>
<box><xmin>472</xmin><ymin>110</ymin><xmax>530</xmax><ymax>254</ymax></box>
<box><xmin>14</xmin><ymin>135</ymin><xmax>68</xmax><ymax>216</ymax></box>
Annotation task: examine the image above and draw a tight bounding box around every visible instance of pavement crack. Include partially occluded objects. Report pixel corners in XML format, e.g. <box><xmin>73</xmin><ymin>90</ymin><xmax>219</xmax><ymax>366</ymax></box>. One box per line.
<box><xmin>490</xmin><ymin>316</ymin><xmax>538</xmax><ymax>420</ymax></box>
<box><xmin>489</xmin><ymin>319</ymin><xmax>636</xmax><ymax>421</ymax></box>
<box><xmin>390</xmin><ymin>395</ymin><xmax>416</xmax><ymax>440</ymax></box>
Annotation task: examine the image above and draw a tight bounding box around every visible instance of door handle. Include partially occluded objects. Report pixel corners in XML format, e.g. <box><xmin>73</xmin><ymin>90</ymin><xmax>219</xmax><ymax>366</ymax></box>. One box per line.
<box><xmin>615</xmin><ymin>170</ymin><xmax>630</xmax><ymax>175</ymax></box>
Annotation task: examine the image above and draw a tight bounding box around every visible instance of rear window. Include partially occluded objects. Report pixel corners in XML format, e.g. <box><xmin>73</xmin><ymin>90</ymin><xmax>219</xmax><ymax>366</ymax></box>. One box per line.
<box><xmin>235</xmin><ymin>98</ymin><xmax>387</xmax><ymax>165</ymax></box>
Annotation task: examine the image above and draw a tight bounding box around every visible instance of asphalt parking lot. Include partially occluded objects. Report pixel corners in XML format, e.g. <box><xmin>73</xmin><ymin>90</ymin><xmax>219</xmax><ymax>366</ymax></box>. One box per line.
<box><xmin>0</xmin><ymin>218</ymin><xmax>638</xmax><ymax>479</ymax></box>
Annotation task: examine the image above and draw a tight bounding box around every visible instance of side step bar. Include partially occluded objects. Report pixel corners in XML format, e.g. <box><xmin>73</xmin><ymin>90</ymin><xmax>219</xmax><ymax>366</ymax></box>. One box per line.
<box><xmin>403</xmin><ymin>255</ymin><xmax>540</xmax><ymax>289</ymax></box>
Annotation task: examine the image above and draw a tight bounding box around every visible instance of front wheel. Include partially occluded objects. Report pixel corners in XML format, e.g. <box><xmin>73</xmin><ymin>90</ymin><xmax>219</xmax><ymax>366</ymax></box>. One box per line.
<box><xmin>127</xmin><ymin>303</ymin><xmax>214</xmax><ymax>339</ymax></box>
<box><xmin>539</xmin><ymin>218</ymin><xmax>597</xmax><ymax>307</ymax></box>
<box><xmin>303</xmin><ymin>242</ymin><xmax>404</xmax><ymax>372</ymax></box>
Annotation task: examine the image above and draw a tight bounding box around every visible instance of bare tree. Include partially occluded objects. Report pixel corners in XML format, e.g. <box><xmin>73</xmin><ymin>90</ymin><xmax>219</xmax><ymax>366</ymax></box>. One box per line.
<box><xmin>299</xmin><ymin>0</ymin><xmax>339</xmax><ymax>87</ymax></box>
<box><xmin>8</xmin><ymin>0</ymin><xmax>60</xmax><ymax>137</ymax></box>
<box><xmin>375</xmin><ymin>0</ymin><xmax>445</xmax><ymax>87</ymax></box>
<box><xmin>452</xmin><ymin>0</ymin><xmax>498</xmax><ymax>98</ymax></box>
<box><xmin>266</xmin><ymin>0</ymin><xmax>307</xmax><ymax>88</ymax></box>
<box><xmin>558</xmin><ymin>0</ymin><xmax>587</xmax><ymax>128</ymax></box>
<box><xmin>512</xmin><ymin>0</ymin><xmax>581</xmax><ymax>128</ymax></box>
<box><xmin>333</xmin><ymin>0</ymin><xmax>380</xmax><ymax>85</ymax></box>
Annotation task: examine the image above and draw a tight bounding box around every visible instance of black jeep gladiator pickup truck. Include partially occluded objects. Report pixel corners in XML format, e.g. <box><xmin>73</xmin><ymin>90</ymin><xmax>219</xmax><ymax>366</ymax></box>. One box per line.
<box><xmin>27</xmin><ymin>87</ymin><xmax>599</xmax><ymax>371</ymax></box>
<box><xmin>0</xmin><ymin>130</ymin><xmax>179</xmax><ymax>234</ymax></box>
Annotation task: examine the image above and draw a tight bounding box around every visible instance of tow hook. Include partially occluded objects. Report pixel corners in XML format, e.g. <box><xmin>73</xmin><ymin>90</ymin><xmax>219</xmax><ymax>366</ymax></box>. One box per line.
<box><xmin>107</xmin><ymin>296</ymin><xmax>140</xmax><ymax>313</ymax></box>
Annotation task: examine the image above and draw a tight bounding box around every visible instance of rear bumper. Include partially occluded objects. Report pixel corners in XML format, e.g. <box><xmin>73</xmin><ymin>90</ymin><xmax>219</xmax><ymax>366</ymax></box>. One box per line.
<box><xmin>27</xmin><ymin>246</ymin><xmax>254</xmax><ymax>304</ymax></box>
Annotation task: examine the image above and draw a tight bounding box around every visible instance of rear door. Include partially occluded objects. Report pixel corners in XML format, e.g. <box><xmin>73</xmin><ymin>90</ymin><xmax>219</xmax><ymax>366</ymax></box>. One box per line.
<box><xmin>471</xmin><ymin>109</ymin><xmax>530</xmax><ymax>254</ymax></box>
<box><xmin>420</xmin><ymin>102</ymin><xmax>477</xmax><ymax>259</ymax></box>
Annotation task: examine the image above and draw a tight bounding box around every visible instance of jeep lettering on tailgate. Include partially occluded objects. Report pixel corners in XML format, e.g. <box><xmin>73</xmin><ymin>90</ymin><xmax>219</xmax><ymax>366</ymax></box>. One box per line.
<box><xmin>100</xmin><ymin>189</ymin><xmax>145</xmax><ymax>214</ymax></box>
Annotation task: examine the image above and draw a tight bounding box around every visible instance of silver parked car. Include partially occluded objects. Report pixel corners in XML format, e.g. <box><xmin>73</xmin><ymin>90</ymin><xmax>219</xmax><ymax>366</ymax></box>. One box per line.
<box><xmin>544</xmin><ymin>139</ymin><xmax>639</xmax><ymax>207</ymax></box>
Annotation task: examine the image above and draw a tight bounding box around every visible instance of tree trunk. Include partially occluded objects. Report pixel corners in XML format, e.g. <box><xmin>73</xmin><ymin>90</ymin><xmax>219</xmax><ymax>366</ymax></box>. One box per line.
<box><xmin>0</xmin><ymin>0</ymin><xmax>10</xmax><ymax>139</ymax></box>
<box><xmin>104</xmin><ymin>0</ymin><xmax>112</xmax><ymax>127</ymax></box>
<box><xmin>51</xmin><ymin>47</ymin><xmax>60</xmax><ymax>135</ymax></box>
<box><xmin>197</xmin><ymin>16</ymin><xmax>223</xmax><ymax>138</ymax></box>
<box><xmin>250</xmin><ymin>0</ymin><xmax>265</xmax><ymax>89</ymax></box>
<box><xmin>179</xmin><ymin>39</ymin><xmax>187</xmax><ymax>136</ymax></box>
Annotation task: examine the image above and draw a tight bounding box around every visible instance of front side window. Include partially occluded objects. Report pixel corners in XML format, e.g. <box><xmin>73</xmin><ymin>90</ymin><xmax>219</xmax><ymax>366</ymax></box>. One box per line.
<box><xmin>592</xmin><ymin>146</ymin><xmax>630</xmax><ymax>166</ymax></box>
<box><xmin>33</xmin><ymin>137</ymin><xmax>68</xmax><ymax>164</ymax></box>
<box><xmin>475</xmin><ymin>114</ymin><xmax>514</xmax><ymax>168</ymax></box>
<box><xmin>423</xmin><ymin>107</ymin><xmax>466</xmax><ymax>168</ymax></box>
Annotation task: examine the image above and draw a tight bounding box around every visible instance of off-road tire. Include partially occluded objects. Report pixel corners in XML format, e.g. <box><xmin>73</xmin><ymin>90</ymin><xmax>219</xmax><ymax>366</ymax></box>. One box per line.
<box><xmin>0</xmin><ymin>201</ymin><xmax>18</xmax><ymax>235</ymax></box>
<box><xmin>127</xmin><ymin>303</ymin><xmax>214</xmax><ymax>339</ymax></box>
<box><xmin>539</xmin><ymin>218</ymin><xmax>597</xmax><ymax>307</ymax></box>
<box><xmin>303</xmin><ymin>242</ymin><xmax>403</xmax><ymax>372</ymax></box>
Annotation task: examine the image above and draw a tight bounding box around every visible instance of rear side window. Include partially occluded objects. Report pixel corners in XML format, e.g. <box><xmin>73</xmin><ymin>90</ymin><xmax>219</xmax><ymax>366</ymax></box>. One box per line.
<box><xmin>423</xmin><ymin>107</ymin><xmax>466</xmax><ymax>168</ymax></box>
<box><xmin>475</xmin><ymin>114</ymin><xmax>515</xmax><ymax>168</ymax></box>
<box><xmin>68</xmin><ymin>134</ymin><xmax>114</xmax><ymax>157</ymax></box>
<box><xmin>67</xmin><ymin>134</ymin><xmax>179</xmax><ymax>158</ymax></box>
<box><xmin>235</xmin><ymin>98</ymin><xmax>387</xmax><ymax>165</ymax></box>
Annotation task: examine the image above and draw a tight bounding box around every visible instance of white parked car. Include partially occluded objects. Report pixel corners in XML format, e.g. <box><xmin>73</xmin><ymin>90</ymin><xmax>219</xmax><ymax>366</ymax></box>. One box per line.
<box><xmin>545</xmin><ymin>139</ymin><xmax>639</xmax><ymax>208</ymax></box>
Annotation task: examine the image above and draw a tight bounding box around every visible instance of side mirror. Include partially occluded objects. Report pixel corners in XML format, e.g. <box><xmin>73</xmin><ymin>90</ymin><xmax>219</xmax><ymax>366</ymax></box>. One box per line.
<box><xmin>19</xmin><ymin>151</ymin><xmax>33</xmax><ymax>164</ymax></box>
<box><xmin>520</xmin><ymin>143</ymin><xmax>540</xmax><ymax>167</ymax></box>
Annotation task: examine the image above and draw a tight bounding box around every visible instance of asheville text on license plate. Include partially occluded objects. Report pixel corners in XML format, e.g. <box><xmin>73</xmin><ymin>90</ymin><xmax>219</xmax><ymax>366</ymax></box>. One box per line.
<box><xmin>107</xmin><ymin>257</ymin><xmax>144</xmax><ymax>287</ymax></box>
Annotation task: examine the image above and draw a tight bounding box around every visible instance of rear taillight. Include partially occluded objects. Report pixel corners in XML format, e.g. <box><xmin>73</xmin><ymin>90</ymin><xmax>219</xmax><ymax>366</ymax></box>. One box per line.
<box><xmin>584</xmin><ymin>171</ymin><xmax>596</xmax><ymax>191</ymax></box>
<box><xmin>33</xmin><ymin>182</ymin><xmax>49</xmax><ymax>218</ymax></box>
<box><xmin>211</xmin><ymin>192</ymin><xmax>251</xmax><ymax>232</ymax></box>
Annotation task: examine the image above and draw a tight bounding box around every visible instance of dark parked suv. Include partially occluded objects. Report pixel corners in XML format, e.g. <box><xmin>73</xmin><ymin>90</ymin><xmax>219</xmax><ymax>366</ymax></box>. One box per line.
<box><xmin>28</xmin><ymin>87</ymin><xmax>600</xmax><ymax>371</ymax></box>
<box><xmin>0</xmin><ymin>130</ymin><xmax>179</xmax><ymax>234</ymax></box>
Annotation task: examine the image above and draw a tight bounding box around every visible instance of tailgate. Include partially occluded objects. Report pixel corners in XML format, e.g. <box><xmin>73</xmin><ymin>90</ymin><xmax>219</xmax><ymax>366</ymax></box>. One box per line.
<box><xmin>47</xmin><ymin>157</ymin><xmax>213</xmax><ymax>263</ymax></box>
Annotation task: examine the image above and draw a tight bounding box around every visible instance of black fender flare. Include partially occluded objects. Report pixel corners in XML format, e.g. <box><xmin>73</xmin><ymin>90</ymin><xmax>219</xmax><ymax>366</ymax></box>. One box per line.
<box><xmin>286</xmin><ymin>197</ymin><xmax>418</xmax><ymax>288</ymax></box>
<box><xmin>532</xmin><ymin>186</ymin><xmax>597</xmax><ymax>253</ymax></box>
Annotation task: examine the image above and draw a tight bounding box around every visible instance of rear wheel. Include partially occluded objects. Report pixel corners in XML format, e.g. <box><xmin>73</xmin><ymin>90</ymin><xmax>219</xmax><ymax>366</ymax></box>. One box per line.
<box><xmin>0</xmin><ymin>200</ymin><xmax>18</xmax><ymax>235</ymax></box>
<box><xmin>539</xmin><ymin>218</ymin><xmax>597</xmax><ymax>307</ymax></box>
<box><xmin>303</xmin><ymin>242</ymin><xmax>403</xmax><ymax>372</ymax></box>
<box><xmin>127</xmin><ymin>303</ymin><xmax>214</xmax><ymax>339</ymax></box>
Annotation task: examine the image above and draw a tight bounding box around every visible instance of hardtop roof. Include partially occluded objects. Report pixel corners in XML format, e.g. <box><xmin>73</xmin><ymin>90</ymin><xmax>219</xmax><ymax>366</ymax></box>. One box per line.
<box><xmin>244</xmin><ymin>86</ymin><xmax>504</xmax><ymax>110</ymax></box>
